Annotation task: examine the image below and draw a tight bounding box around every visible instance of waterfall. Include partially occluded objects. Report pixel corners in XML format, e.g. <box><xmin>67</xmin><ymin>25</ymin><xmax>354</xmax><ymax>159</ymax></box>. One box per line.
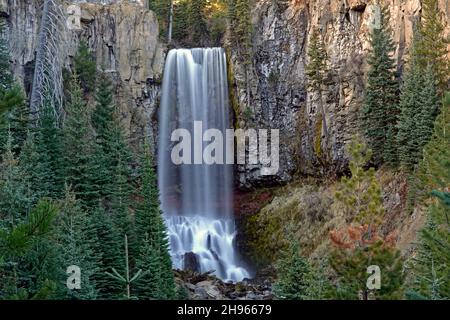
<box><xmin>157</xmin><ymin>48</ymin><xmax>250</xmax><ymax>282</ymax></box>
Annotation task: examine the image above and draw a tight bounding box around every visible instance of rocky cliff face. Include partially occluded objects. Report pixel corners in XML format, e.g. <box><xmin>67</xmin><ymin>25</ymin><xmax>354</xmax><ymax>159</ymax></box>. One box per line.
<box><xmin>1</xmin><ymin>0</ymin><xmax>164</xmax><ymax>148</ymax></box>
<box><xmin>229</xmin><ymin>0</ymin><xmax>450</xmax><ymax>188</ymax></box>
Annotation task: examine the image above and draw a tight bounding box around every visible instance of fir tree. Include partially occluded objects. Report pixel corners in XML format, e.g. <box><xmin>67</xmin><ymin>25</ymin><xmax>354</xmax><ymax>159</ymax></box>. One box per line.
<box><xmin>91</xmin><ymin>74</ymin><xmax>133</xmax><ymax>204</ymax></box>
<box><xmin>20</xmin><ymin>103</ymin><xmax>64</xmax><ymax>200</ymax></box>
<box><xmin>0</xmin><ymin>199</ymin><xmax>58</xmax><ymax>299</ymax></box>
<box><xmin>54</xmin><ymin>187</ymin><xmax>98</xmax><ymax>299</ymax></box>
<box><xmin>416</xmin><ymin>0</ymin><xmax>449</xmax><ymax>92</ymax></box>
<box><xmin>274</xmin><ymin>241</ymin><xmax>329</xmax><ymax>300</ymax></box>
<box><xmin>306</xmin><ymin>28</ymin><xmax>330</xmax><ymax>157</ymax></box>
<box><xmin>149</xmin><ymin>0</ymin><xmax>172</xmax><ymax>38</ymax></box>
<box><xmin>362</xmin><ymin>4</ymin><xmax>399</xmax><ymax>165</ymax></box>
<box><xmin>133</xmin><ymin>234</ymin><xmax>162</xmax><ymax>299</ymax></box>
<box><xmin>397</xmin><ymin>31</ymin><xmax>440</xmax><ymax>170</ymax></box>
<box><xmin>134</xmin><ymin>142</ymin><xmax>175</xmax><ymax>300</ymax></box>
<box><xmin>335</xmin><ymin>138</ymin><xmax>384</xmax><ymax>227</ymax></box>
<box><xmin>62</xmin><ymin>75</ymin><xmax>99</xmax><ymax>208</ymax></box>
<box><xmin>106</xmin><ymin>234</ymin><xmax>143</xmax><ymax>300</ymax></box>
<box><xmin>329</xmin><ymin>229</ymin><xmax>404</xmax><ymax>300</ymax></box>
<box><xmin>90</xmin><ymin>205</ymin><xmax>125</xmax><ymax>299</ymax></box>
<box><xmin>0</xmin><ymin>131</ymin><xmax>33</xmax><ymax>228</ymax></box>
<box><xmin>73</xmin><ymin>41</ymin><xmax>96</xmax><ymax>93</ymax></box>
<box><xmin>187</xmin><ymin>0</ymin><xmax>208</xmax><ymax>44</ymax></box>
<box><xmin>409</xmin><ymin>93</ymin><xmax>450</xmax><ymax>299</ymax></box>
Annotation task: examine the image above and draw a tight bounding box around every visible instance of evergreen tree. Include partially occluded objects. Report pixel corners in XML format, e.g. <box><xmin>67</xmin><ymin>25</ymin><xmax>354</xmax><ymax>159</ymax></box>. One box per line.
<box><xmin>335</xmin><ymin>138</ymin><xmax>384</xmax><ymax>227</ymax></box>
<box><xmin>73</xmin><ymin>41</ymin><xmax>96</xmax><ymax>93</ymax></box>
<box><xmin>20</xmin><ymin>103</ymin><xmax>64</xmax><ymax>200</ymax></box>
<box><xmin>54</xmin><ymin>187</ymin><xmax>98</xmax><ymax>299</ymax></box>
<box><xmin>397</xmin><ymin>32</ymin><xmax>440</xmax><ymax>170</ymax></box>
<box><xmin>187</xmin><ymin>0</ymin><xmax>208</xmax><ymax>44</ymax></box>
<box><xmin>409</xmin><ymin>93</ymin><xmax>450</xmax><ymax>299</ymax></box>
<box><xmin>149</xmin><ymin>0</ymin><xmax>172</xmax><ymax>38</ymax></box>
<box><xmin>416</xmin><ymin>0</ymin><xmax>449</xmax><ymax>92</ymax></box>
<box><xmin>90</xmin><ymin>205</ymin><xmax>125</xmax><ymax>299</ymax></box>
<box><xmin>0</xmin><ymin>199</ymin><xmax>58</xmax><ymax>299</ymax></box>
<box><xmin>416</xmin><ymin>93</ymin><xmax>450</xmax><ymax>194</ymax></box>
<box><xmin>133</xmin><ymin>234</ymin><xmax>161</xmax><ymax>299</ymax></box>
<box><xmin>91</xmin><ymin>74</ymin><xmax>133</xmax><ymax>205</ymax></box>
<box><xmin>134</xmin><ymin>142</ymin><xmax>175</xmax><ymax>300</ymax></box>
<box><xmin>0</xmin><ymin>131</ymin><xmax>33</xmax><ymax>228</ymax></box>
<box><xmin>273</xmin><ymin>240</ymin><xmax>331</xmax><ymax>300</ymax></box>
<box><xmin>329</xmin><ymin>228</ymin><xmax>404</xmax><ymax>300</ymax></box>
<box><xmin>62</xmin><ymin>75</ymin><xmax>99</xmax><ymax>208</ymax></box>
<box><xmin>361</xmin><ymin>4</ymin><xmax>399</xmax><ymax>165</ymax></box>
<box><xmin>306</xmin><ymin>28</ymin><xmax>330</xmax><ymax>157</ymax></box>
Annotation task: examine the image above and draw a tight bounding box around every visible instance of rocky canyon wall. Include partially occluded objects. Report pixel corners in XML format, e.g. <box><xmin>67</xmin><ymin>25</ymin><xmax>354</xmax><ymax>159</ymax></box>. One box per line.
<box><xmin>1</xmin><ymin>0</ymin><xmax>164</xmax><ymax>148</ymax></box>
<box><xmin>229</xmin><ymin>0</ymin><xmax>450</xmax><ymax>189</ymax></box>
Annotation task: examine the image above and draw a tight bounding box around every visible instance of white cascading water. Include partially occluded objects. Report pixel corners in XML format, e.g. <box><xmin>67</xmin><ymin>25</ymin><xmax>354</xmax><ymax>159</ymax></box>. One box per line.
<box><xmin>157</xmin><ymin>48</ymin><xmax>250</xmax><ymax>282</ymax></box>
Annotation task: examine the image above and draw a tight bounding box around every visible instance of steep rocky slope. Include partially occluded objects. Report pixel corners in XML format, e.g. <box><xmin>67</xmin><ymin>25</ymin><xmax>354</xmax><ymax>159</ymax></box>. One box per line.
<box><xmin>229</xmin><ymin>0</ymin><xmax>450</xmax><ymax>188</ymax></box>
<box><xmin>1</xmin><ymin>0</ymin><xmax>164</xmax><ymax>148</ymax></box>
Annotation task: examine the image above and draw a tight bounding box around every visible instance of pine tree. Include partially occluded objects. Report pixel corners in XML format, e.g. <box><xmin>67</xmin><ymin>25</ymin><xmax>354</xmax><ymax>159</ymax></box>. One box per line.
<box><xmin>362</xmin><ymin>4</ymin><xmax>399</xmax><ymax>165</ymax></box>
<box><xmin>54</xmin><ymin>187</ymin><xmax>99</xmax><ymax>299</ymax></box>
<box><xmin>19</xmin><ymin>103</ymin><xmax>64</xmax><ymax>200</ymax></box>
<box><xmin>409</xmin><ymin>93</ymin><xmax>450</xmax><ymax>299</ymax></box>
<box><xmin>415</xmin><ymin>93</ymin><xmax>450</xmax><ymax>195</ymax></box>
<box><xmin>416</xmin><ymin>0</ymin><xmax>449</xmax><ymax>92</ymax></box>
<box><xmin>0</xmin><ymin>131</ymin><xmax>33</xmax><ymax>228</ymax></box>
<box><xmin>335</xmin><ymin>138</ymin><xmax>384</xmax><ymax>227</ymax></box>
<box><xmin>329</xmin><ymin>228</ymin><xmax>404</xmax><ymax>300</ymax></box>
<box><xmin>397</xmin><ymin>31</ymin><xmax>440</xmax><ymax>170</ymax></box>
<box><xmin>91</xmin><ymin>74</ymin><xmax>133</xmax><ymax>204</ymax></box>
<box><xmin>149</xmin><ymin>0</ymin><xmax>172</xmax><ymax>38</ymax></box>
<box><xmin>274</xmin><ymin>241</ymin><xmax>329</xmax><ymax>300</ymax></box>
<box><xmin>62</xmin><ymin>75</ymin><xmax>99</xmax><ymax>209</ymax></box>
<box><xmin>73</xmin><ymin>41</ymin><xmax>96</xmax><ymax>93</ymax></box>
<box><xmin>134</xmin><ymin>142</ymin><xmax>175</xmax><ymax>300</ymax></box>
<box><xmin>0</xmin><ymin>199</ymin><xmax>58</xmax><ymax>299</ymax></box>
<box><xmin>90</xmin><ymin>205</ymin><xmax>125</xmax><ymax>299</ymax></box>
<box><xmin>133</xmin><ymin>234</ymin><xmax>161</xmax><ymax>299</ymax></box>
<box><xmin>187</xmin><ymin>0</ymin><xmax>208</xmax><ymax>44</ymax></box>
<box><xmin>306</xmin><ymin>28</ymin><xmax>330</xmax><ymax>158</ymax></box>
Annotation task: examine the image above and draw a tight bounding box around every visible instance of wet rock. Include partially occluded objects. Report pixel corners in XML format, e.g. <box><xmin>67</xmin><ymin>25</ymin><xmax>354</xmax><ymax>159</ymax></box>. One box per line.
<box><xmin>175</xmin><ymin>269</ymin><xmax>274</xmax><ymax>300</ymax></box>
<box><xmin>183</xmin><ymin>252</ymin><xmax>201</xmax><ymax>273</ymax></box>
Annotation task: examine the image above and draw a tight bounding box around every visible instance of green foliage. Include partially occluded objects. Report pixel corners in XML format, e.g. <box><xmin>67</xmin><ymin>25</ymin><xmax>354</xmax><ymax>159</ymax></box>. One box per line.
<box><xmin>362</xmin><ymin>5</ymin><xmax>399</xmax><ymax>165</ymax></box>
<box><xmin>188</xmin><ymin>0</ymin><xmax>208</xmax><ymax>44</ymax></box>
<box><xmin>274</xmin><ymin>240</ymin><xmax>331</xmax><ymax>300</ymax></box>
<box><xmin>149</xmin><ymin>0</ymin><xmax>171</xmax><ymax>39</ymax></box>
<box><xmin>306</xmin><ymin>28</ymin><xmax>330</xmax><ymax>156</ymax></box>
<box><xmin>228</xmin><ymin>0</ymin><xmax>252</xmax><ymax>65</ymax></box>
<box><xmin>329</xmin><ymin>240</ymin><xmax>404</xmax><ymax>300</ymax></box>
<box><xmin>106</xmin><ymin>235</ymin><xmax>142</xmax><ymax>300</ymax></box>
<box><xmin>305</xmin><ymin>28</ymin><xmax>329</xmax><ymax>93</ymax></box>
<box><xmin>0</xmin><ymin>199</ymin><xmax>58</xmax><ymax>299</ymax></box>
<box><xmin>397</xmin><ymin>33</ymin><xmax>440</xmax><ymax>171</ymax></box>
<box><xmin>0</xmin><ymin>132</ymin><xmax>33</xmax><ymax>228</ymax></box>
<box><xmin>335</xmin><ymin>138</ymin><xmax>384</xmax><ymax>226</ymax></box>
<box><xmin>134</xmin><ymin>143</ymin><xmax>176</xmax><ymax>300</ymax></box>
<box><xmin>20</xmin><ymin>103</ymin><xmax>64</xmax><ymax>200</ymax></box>
<box><xmin>415</xmin><ymin>0</ymin><xmax>449</xmax><ymax>92</ymax></box>
<box><xmin>89</xmin><ymin>205</ymin><xmax>125</xmax><ymax>299</ymax></box>
<box><xmin>62</xmin><ymin>75</ymin><xmax>99</xmax><ymax>209</ymax></box>
<box><xmin>172</xmin><ymin>1</ymin><xmax>189</xmax><ymax>41</ymax></box>
<box><xmin>54</xmin><ymin>187</ymin><xmax>99</xmax><ymax>299</ymax></box>
<box><xmin>73</xmin><ymin>41</ymin><xmax>96</xmax><ymax>93</ymax></box>
<box><xmin>408</xmin><ymin>94</ymin><xmax>450</xmax><ymax>300</ymax></box>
